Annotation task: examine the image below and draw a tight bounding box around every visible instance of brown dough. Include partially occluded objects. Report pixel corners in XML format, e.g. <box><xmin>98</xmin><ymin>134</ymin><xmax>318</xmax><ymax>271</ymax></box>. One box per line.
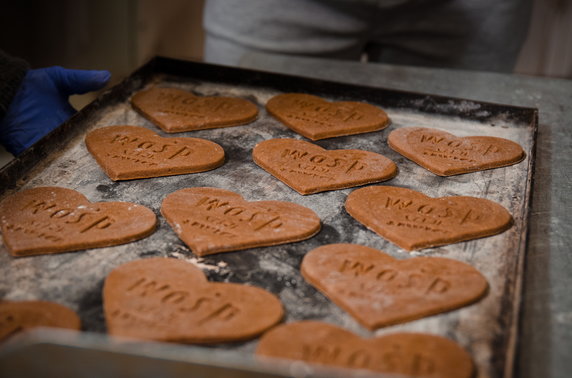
<box><xmin>301</xmin><ymin>244</ymin><xmax>488</xmax><ymax>329</ymax></box>
<box><xmin>131</xmin><ymin>87</ymin><xmax>258</xmax><ymax>133</ymax></box>
<box><xmin>266</xmin><ymin>93</ymin><xmax>390</xmax><ymax>140</ymax></box>
<box><xmin>0</xmin><ymin>186</ymin><xmax>157</xmax><ymax>256</ymax></box>
<box><xmin>345</xmin><ymin>185</ymin><xmax>513</xmax><ymax>250</ymax></box>
<box><xmin>388</xmin><ymin>127</ymin><xmax>525</xmax><ymax>176</ymax></box>
<box><xmin>104</xmin><ymin>257</ymin><xmax>283</xmax><ymax>343</ymax></box>
<box><xmin>0</xmin><ymin>301</ymin><xmax>81</xmax><ymax>342</ymax></box>
<box><xmin>256</xmin><ymin>321</ymin><xmax>474</xmax><ymax>378</ymax></box>
<box><xmin>161</xmin><ymin>187</ymin><xmax>321</xmax><ymax>256</ymax></box>
<box><xmin>252</xmin><ymin>138</ymin><xmax>397</xmax><ymax>195</ymax></box>
<box><xmin>86</xmin><ymin>125</ymin><xmax>225</xmax><ymax>180</ymax></box>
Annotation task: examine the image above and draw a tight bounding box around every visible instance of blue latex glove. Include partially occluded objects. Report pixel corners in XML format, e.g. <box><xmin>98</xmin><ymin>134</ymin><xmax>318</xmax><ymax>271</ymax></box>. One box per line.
<box><xmin>0</xmin><ymin>66</ymin><xmax>110</xmax><ymax>156</ymax></box>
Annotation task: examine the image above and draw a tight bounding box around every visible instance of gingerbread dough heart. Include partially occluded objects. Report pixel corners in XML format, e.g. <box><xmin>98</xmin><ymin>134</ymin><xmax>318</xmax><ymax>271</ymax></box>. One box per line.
<box><xmin>0</xmin><ymin>187</ymin><xmax>157</xmax><ymax>256</ymax></box>
<box><xmin>131</xmin><ymin>87</ymin><xmax>258</xmax><ymax>133</ymax></box>
<box><xmin>345</xmin><ymin>186</ymin><xmax>512</xmax><ymax>250</ymax></box>
<box><xmin>301</xmin><ymin>244</ymin><xmax>487</xmax><ymax>329</ymax></box>
<box><xmin>256</xmin><ymin>321</ymin><xmax>474</xmax><ymax>378</ymax></box>
<box><xmin>0</xmin><ymin>301</ymin><xmax>81</xmax><ymax>342</ymax></box>
<box><xmin>86</xmin><ymin>125</ymin><xmax>225</xmax><ymax>180</ymax></box>
<box><xmin>266</xmin><ymin>93</ymin><xmax>390</xmax><ymax>140</ymax></box>
<box><xmin>388</xmin><ymin>127</ymin><xmax>525</xmax><ymax>176</ymax></box>
<box><xmin>104</xmin><ymin>257</ymin><xmax>283</xmax><ymax>343</ymax></box>
<box><xmin>252</xmin><ymin>139</ymin><xmax>397</xmax><ymax>195</ymax></box>
<box><xmin>161</xmin><ymin>187</ymin><xmax>321</xmax><ymax>256</ymax></box>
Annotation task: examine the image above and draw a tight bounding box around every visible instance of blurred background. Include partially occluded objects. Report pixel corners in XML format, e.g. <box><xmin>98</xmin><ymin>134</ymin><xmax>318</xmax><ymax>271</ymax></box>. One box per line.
<box><xmin>1</xmin><ymin>0</ymin><xmax>571</xmax><ymax>165</ymax></box>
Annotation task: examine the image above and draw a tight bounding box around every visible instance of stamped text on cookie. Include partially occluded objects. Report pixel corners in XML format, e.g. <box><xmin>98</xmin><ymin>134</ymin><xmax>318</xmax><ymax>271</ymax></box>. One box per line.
<box><xmin>188</xmin><ymin>194</ymin><xmax>285</xmax><ymax>239</ymax></box>
<box><xmin>5</xmin><ymin>197</ymin><xmax>116</xmax><ymax>243</ymax></box>
<box><xmin>299</xmin><ymin>339</ymin><xmax>436</xmax><ymax>374</ymax></box>
<box><xmin>152</xmin><ymin>89</ymin><xmax>236</xmax><ymax>120</ymax></box>
<box><xmin>109</xmin><ymin>275</ymin><xmax>243</xmax><ymax>330</ymax></box>
<box><xmin>282</xmin><ymin>96</ymin><xmax>366</xmax><ymax>126</ymax></box>
<box><xmin>106</xmin><ymin>132</ymin><xmax>194</xmax><ymax>165</ymax></box>
<box><xmin>279</xmin><ymin>146</ymin><xmax>369</xmax><ymax>180</ymax></box>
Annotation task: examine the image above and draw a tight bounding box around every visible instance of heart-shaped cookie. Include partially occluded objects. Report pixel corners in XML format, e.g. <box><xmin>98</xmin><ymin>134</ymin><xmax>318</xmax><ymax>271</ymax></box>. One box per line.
<box><xmin>256</xmin><ymin>321</ymin><xmax>474</xmax><ymax>378</ymax></box>
<box><xmin>0</xmin><ymin>301</ymin><xmax>81</xmax><ymax>342</ymax></box>
<box><xmin>131</xmin><ymin>87</ymin><xmax>258</xmax><ymax>133</ymax></box>
<box><xmin>301</xmin><ymin>244</ymin><xmax>487</xmax><ymax>329</ymax></box>
<box><xmin>104</xmin><ymin>257</ymin><xmax>283</xmax><ymax>343</ymax></box>
<box><xmin>388</xmin><ymin>127</ymin><xmax>525</xmax><ymax>176</ymax></box>
<box><xmin>345</xmin><ymin>186</ymin><xmax>513</xmax><ymax>250</ymax></box>
<box><xmin>0</xmin><ymin>187</ymin><xmax>157</xmax><ymax>256</ymax></box>
<box><xmin>266</xmin><ymin>93</ymin><xmax>390</xmax><ymax>140</ymax></box>
<box><xmin>252</xmin><ymin>139</ymin><xmax>397</xmax><ymax>195</ymax></box>
<box><xmin>161</xmin><ymin>187</ymin><xmax>321</xmax><ymax>256</ymax></box>
<box><xmin>86</xmin><ymin>125</ymin><xmax>225</xmax><ymax>180</ymax></box>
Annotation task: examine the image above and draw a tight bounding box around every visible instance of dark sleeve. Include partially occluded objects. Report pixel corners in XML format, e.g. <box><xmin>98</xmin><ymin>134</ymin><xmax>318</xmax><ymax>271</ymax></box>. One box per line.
<box><xmin>0</xmin><ymin>50</ymin><xmax>30</xmax><ymax>121</ymax></box>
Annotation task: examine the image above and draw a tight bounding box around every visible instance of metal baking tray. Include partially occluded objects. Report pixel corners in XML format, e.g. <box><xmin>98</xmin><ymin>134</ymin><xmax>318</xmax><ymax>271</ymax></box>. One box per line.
<box><xmin>0</xmin><ymin>57</ymin><xmax>537</xmax><ymax>377</ymax></box>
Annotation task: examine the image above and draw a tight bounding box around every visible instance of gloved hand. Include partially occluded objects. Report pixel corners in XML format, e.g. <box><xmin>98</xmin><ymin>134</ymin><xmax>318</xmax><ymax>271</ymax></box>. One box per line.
<box><xmin>0</xmin><ymin>66</ymin><xmax>110</xmax><ymax>156</ymax></box>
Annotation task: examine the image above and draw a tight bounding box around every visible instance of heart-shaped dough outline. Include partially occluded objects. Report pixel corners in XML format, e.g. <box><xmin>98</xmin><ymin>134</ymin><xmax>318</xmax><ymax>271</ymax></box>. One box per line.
<box><xmin>161</xmin><ymin>187</ymin><xmax>321</xmax><ymax>256</ymax></box>
<box><xmin>256</xmin><ymin>321</ymin><xmax>474</xmax><ymax>378</ymax></box>
<box><xmin>301</xmin><ymin>244</ymin><xmax>488</xmax><ymax>329</ymax></box>
<box><xmin>86</xmin><ymin>125</ymin><xmax>225</xmax><ymax>180</ymax></box>
<box><xmin>266</xmin><ymin>93</ymin><xmax>390</xmax><ymax>140</ymax></box>
<box><xmin>131</xmin><ymin>87</ymin><xmax>259</xmax><ymax>133</ymax></box>
<box><xmin>104</xmin><ymin>257</ymin><xmax>284</xmax><ymax>343</ymax></box>
<box><xmin>345</xmin><ymin>185</ymin><xmax>513</xmax><ymax>250</ymax></box>
<box><xmin>388</xmin><ymin>127</ymin><xmax>525</xmax><ymax>176</ymax></box>
<box><xmin>252</xmin><ymin>138</ymin><xmax>397</xmax><ymax>195</ymax></box>
<box><xmin>0</xmin><ymin>186</ymin><xmax>157</xmax><ymax>256</ymax></box>
<box><xmin>0</xmin><ymin>301</ymin><xmax>81</xmax><ymax>342</ymax></box>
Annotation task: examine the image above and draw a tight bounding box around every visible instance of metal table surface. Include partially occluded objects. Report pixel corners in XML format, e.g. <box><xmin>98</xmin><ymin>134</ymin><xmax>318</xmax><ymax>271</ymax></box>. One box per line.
<box><xmin>239</xmin><ymin>52</ymin><xmax>572</xmax><ymax>378</ymax></box>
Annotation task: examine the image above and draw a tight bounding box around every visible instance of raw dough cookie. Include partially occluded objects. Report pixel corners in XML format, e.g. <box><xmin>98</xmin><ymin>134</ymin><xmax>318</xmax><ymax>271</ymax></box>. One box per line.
<box><xmin>0</xmin><ymin>301</ymin><xmax>81</xmax><ymax>342</ymax></box>
<box><xmin>345</xmin><ymin>186</ymin><xmax>513</xmax><ymax>250</ymax></box>
<box><xmin>252</xmin><ymin>138</ymin><xmax>397</xmax><ymax>194</ymax></box>
<box><xmin>301</xmin><ymin>244</ymin><xmax>488</xmax><ymax>329</ymax></box>
<box><xmin>266</xmin><ymin>93</ymin><xmax>390</xmax><ymax>140</ymax></box>
<box><xmin>0</xmin><ymin>186</ymin><xmax>157</xmax><ymax>256</ymax></box>
<box><xmin>388</xmin><ymin>127</ymin><xmax>525</xmax><ymax>176</ymax></box>
<box><xmin>256</xmin><ymin>321</ymin><xmax>474</xmax><ymax>378</ymax></box>
<box><xmin>104</xmin><ymin>257</ymin><xmax>283</xmax><ymax>343</ymax></box>
<box><xmin>86</xmin><ymin>125</ymin><xmax>225</xmax><ymax>180</ymax></box>
<box><xmin>161</xmin><ymin>187</ymin><xmax>321</xmax><ymax>256</ymax></box>
<box><xmin>131</xmin><ymin>87</ymin><xmax>258</xmax><ymax>133</ymax></box>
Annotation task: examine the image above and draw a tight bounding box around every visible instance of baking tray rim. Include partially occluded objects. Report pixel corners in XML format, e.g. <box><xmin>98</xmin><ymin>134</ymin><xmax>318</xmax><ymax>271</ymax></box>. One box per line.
<box><xmin>0</xmin><ymin>56</ymin><xmax>539</xmax><ymax>378</ymax></box>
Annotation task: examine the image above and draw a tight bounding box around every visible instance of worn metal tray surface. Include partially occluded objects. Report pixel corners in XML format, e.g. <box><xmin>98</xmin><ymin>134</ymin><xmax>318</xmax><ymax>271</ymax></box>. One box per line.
<box><xmin>0</xmin><ymin>57</ymin><xmax>537</xmax><ymax>377</ymax></box>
